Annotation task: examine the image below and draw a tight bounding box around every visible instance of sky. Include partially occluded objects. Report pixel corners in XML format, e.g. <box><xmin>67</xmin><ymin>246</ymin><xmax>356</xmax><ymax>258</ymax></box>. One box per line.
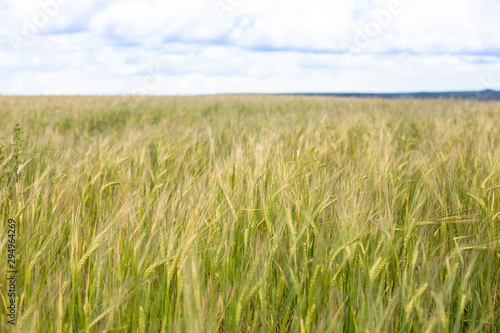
<box><xmin>0</xmin><ymin>0</ymin><xmax>499</xmax><ymax>95</ymax></box>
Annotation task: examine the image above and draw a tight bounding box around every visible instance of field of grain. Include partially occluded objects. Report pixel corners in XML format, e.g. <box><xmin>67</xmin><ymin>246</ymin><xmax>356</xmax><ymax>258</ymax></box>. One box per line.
<box><xmin>0</xmin><ymin>96</ymin><xmax>499</xmax><ymax>332</ymax></box>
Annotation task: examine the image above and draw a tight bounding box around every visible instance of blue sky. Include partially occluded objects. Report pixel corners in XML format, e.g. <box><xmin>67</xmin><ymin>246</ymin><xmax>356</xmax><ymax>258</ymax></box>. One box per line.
<box><xmin>1</xmin><ymin>0</ymin><xmax>499</xmax><ymax>95</ymax></box>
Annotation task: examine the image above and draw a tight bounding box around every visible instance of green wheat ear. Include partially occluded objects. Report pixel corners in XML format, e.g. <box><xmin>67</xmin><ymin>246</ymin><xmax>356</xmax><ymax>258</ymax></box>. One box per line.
<box><xmin>139</xmin><ymin>306</ymin><xmax>146</xmax><ymax>333</ymax></box>
<box><xmin>2</xmin><ymin>96</ymin><xmax>499</xmax><ymax>332</ymax></box>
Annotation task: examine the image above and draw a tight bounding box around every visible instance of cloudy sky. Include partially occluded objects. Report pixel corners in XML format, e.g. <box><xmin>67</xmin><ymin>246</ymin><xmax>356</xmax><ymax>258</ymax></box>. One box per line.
<box><xmin>1</xmin><ymin>0</ymin><xmax>499</xmax><ymax>95</ymax></box>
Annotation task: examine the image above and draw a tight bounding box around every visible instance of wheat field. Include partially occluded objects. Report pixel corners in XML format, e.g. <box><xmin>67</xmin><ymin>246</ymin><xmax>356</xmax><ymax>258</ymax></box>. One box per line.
<box><xmin>0</xmin><ymin>95</ymin><xmax>499</xmax><ymax>332</ymax></box>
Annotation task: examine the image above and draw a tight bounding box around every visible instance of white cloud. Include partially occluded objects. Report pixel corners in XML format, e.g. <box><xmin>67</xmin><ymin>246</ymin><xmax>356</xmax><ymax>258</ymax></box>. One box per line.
<box><xmin>0</xmin><ymin>0</ymin><xmax>499</xmax><ymax>94</ymax></box>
